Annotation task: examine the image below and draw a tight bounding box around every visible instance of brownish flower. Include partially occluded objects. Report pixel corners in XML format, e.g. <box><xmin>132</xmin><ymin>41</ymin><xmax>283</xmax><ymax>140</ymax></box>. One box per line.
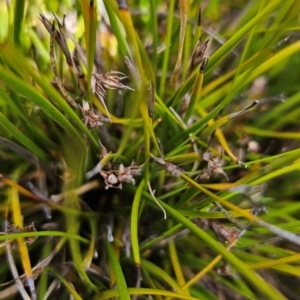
<box><xmin>91</xmin><ymin>71</ymin><xmax>134</xmax><ymax>122</ymax></box>
<box><xmin>198</xmin><ymin>148</ymin><xmax>229</xmax><ymax>181</ymax></box>
<box><xmin>81</xmin><ymin>100</ymin><xmax>103</xmax><ymax>128</ymax></box>
<box><xmin>210</xmin><ymin>223</ymin><xmax>240</xmax><ymax>243</ymax></box>
<box><xmin>100</xmin><ymin>162</ymin><xmax>143</xmax><ymax>190</ymax></box>
<box><xmin>190</xmin><ymin>34</ymin><xmax>209</xmax><ymax>72</ymax></box>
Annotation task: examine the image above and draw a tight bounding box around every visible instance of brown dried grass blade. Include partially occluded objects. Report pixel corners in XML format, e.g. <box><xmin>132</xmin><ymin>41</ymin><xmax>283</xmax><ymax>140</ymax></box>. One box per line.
<box><xmin>170</xmin><ymin>0</ymin><xmax>189</xmax><ymax>88</ymax></box>
<box><xmin>9</xmin><ymin>187</ymin><xmax>37</xmax><ymax>300</ymax></box>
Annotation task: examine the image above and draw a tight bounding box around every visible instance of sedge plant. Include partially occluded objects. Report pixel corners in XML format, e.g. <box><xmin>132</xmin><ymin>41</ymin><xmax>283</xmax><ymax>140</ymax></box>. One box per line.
<box><xmin>1</xmin><ymin>0</ymin><xmax>300</xmax><ymax>299</ymax></box>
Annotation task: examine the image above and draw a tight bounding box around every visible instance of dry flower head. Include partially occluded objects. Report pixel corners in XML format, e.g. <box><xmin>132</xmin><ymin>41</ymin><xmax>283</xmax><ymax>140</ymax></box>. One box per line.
<box><xmin>198</xmin><ymin>148</ymin><xmax>229</xmax><ymax>181</ymax></box>
<box><xmin>91</xmin><ymin>71</ymin><xmax>134</xmax><ymax>122</ymax></box>
<box><xmin>81</xmin><ymin>100</ymin><xmax>103</xmax><ymax>128</ymax></box>
<box><xmin>3</xmin><ymin>221</ymin><xmax>37</xmax><ymax>249</ymax></box>
<box><xmin>190</xmin><ymin>34</ymin><xmax>209</xmax><ymax>71</ymax></box>
<box><xmin>100</xmin><ymin>162</ymin><xmax>143</xmax><ymax>190</ymax></box>
<box><xmin>210</xmin><ymin>223</ymin><xmax>240</xmax><ymax>243</ymax></box>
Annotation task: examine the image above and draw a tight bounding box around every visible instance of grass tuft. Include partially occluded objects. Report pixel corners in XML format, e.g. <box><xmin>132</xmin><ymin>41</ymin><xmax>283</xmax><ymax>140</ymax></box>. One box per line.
<box><xmin>1</xmin><ymin>0</ymin><xmax>300</xmax><ymax>299</ymax></box>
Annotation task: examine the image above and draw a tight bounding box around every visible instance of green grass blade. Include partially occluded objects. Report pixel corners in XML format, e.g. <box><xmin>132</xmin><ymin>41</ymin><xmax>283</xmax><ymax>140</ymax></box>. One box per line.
<box><xmin>13</xmin><ymin>0</ymin><xmax>25</xmax><ymax>47</ymax></box>
<box><xmin>106</xmin><ymin>242</ymin><xmax>131</xmax><ymax>300</ymax></box>
<box><xmin>151</xmin><ymin>197</ymin><xmax>287</xmax><ymax>300</ymax></box>
<box><xmin>159</xmin><ymin>0</ymin><xmax>175</xmax><ymax>96</ymax></box>
<box><xmin>168</xmin><ymin>0</ymin><xmax>283</xmax><ymax>106</ymax></box>
<box><xmin>94</xmin><ymin>287</ymin><xmax>200</xmax><ymax>300</ymax></box>
<box><xmin>131</xmin><ymin>180</ymin><xmax>145</xmax><ymax>266</ymax></box>
<box><xmin>0</xmin><ymin>112</ymin><xmax>48</xmax><ymax>160</ymax></box>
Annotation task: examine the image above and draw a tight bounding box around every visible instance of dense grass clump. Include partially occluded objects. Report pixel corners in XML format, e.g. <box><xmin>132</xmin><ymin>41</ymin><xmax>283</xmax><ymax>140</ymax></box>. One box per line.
<box><xmin>1</xmin><ymin>0</ymin><xmax>300</xmax><ymax>299</ymax></box>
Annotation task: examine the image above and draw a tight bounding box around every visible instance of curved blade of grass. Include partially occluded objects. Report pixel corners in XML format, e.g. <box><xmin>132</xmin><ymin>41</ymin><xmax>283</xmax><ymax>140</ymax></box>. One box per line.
<box><xmin>244</xmin><ymin>126</ymin><xmax>300</xmax><ymax>140</ymax></box>
<box><xmin>0</xmin><ymin>112</ymin><xmax>48</xmax><ymax>160</ymax></box>
<box><xmin>116</xmin><ymin>1</ymin><xmax>142</xmax><ymax>74</ymax></box>
<box><xmin>140</xmin><ymin>223</ymin><xmax>184</xmax><ymax>252</ymax></box>
<box><xmin>8</xmin><ymin>170</ymin><xmax>36</xmax><ymax>300</ymax></box>
<box><xmin>181</xmin><ymin>16</ymin><xmax>192</xmax><ymax>80</ymax></box>
<box><xmin>218</xmin><ymin>276</ymin><xmax>257</xmax><ymax>300</ymax></box>
<box><xmin>106</xmin><ymin>4</ymin><xmax>158</xmax><ymax>157</ymax></box>
<box><xmin>226</xmin><ymin>0</ymin><xmax>266</xmax><ymax>106</ymax></box>
<box><xmin>94</xmin><ymin>287</ymin><xmax>200</xmax><ymax>300</ymax></box>
<box><xmin>229</xmin><ymin>41</ymin><xmax>300</xmax><ymax>99</ymax></box>
<box><xmin>170</xmin><ymin>41</ymin><xmax>298</xmax><ymax>141</ymax></box>
<box><xmin>259</xmin><ymin>0</ymin><xmax>296</xmax><ymax>51</ymax></box>
<box><xmin>105</xmin><ymin>241</ymin><xmax>131</xmax><ymax>300</ymax></box>
<box><xmin>13</xmin><ymin>0</ymin><xmax>25</xmax><ymax>47</ymax></box>
<box><xmin>199</xmin><ymin>58</ymin><xmax>251</xmax><ymax>102</ymax></box>
<box><xmin>168</xmin><ymin>0</ymin><xmax>283</xmax><ymax>106</ymax></box>
<box><xmin>65</xmin><ymin>199</ymin><xmax>98</xmax><ymax>290</ymax></box>
<box><xmin>166</xmin><ymin>153</ymin><xmax>201</xmax><ymax>165</ymax></box>
<box><xmin>0</xmin><ymin>137</ymin><xmax>38</xmax><ymax>165</ymax></box>
<box><xmin>23</xmin><ymin>121</ymin><xmax>58</xmax><ymax>151</ymax></box>
<box><xmin>191</xmin><ymin>50</ymin><xmax>263</xmax><ymax>110</ymax></box>
<box><xmin>50</xmin><ymin>269</ymin><xmax>83</xmax><ymax>300</ymax></box>
<box><xmin>175</xmin><ymin>186</ymin><xmax>201</xmax><ymax>208</ymax></box>
<box><xmin>167</xmin><ymin>103</ymin><xmax>221</xmax><ymax>144</ymax></box>
<box><xmin>140</xmin><ymin>268</ymin><xmax>164</xmax><ymax>300</ymax></box>
<box><xmin>249</xmin><ymin>253</ymin><xmax>300</xmax><ymax>269</ymax></box>
<box><xmin>258</xmin><ymin>265</ymin><xmax>300</xmax><ymax>277</ymax></box>
<box><xmin>0</xmin><ymin>231</ymin><xmax>89</xmax><ymax>243</ymax></box>
<box><xmin>0</xmin><ymin>3</ymin><xmax>9</xmax><ymax>43</ymax></box>
<box><xmin>201</xmin><ymin>183</ymin><xmax>237</xmax><ymax>190</ymax></box>
<box><xmin>149</xmin><ymin>0</ymin><xmax>158</xmax><ymax>78</ymax></box>
<box><xmin>27</xmin><ymin>28</ymin><xmax>50</xmax><ymax>64</ymax></box>
<box><xmin>81</xmin><ymin>0</ymin><xmax>97</xmax><ymax>99</ymax></box>
<box><xmin>168</xmin><ymin>239</ymin><xmax>190</xmax><ymax>295</ymax></box>
<box><xmin>201</xmin><ymin>100</ymin><xmax>259</xmax><ymax>137</ymax></box>
<box><xmin>0</xmin><ymin>45</ymin><xmax>99</xmax><ymax>150</ymax></box>
<box><xmin>152</xmin><ymin>194</ymin><xmax>287</xmax><ymax>300</ymax></box>
<box><xmin>192</xmin><ymin>6</ymin><xmax>202</xmax><ymax>46</ymax></box>
<box><xmin>183</xmin><ymin>227</ymin><xmax>250</xmax><ymax>291</ymax></box>
<box><xmin>165</xmin><ymin>144</ymin><xmax>194</xmax><ymax>158</ymax></box>
<box><xmin>62</xmin><ymin>135</ymin><xmax>98</xmax><ymax>290</ymax></box>
<box><xmin>184</xmin><ymin>57</ymin><xmax>208</xmax><ymax>122</ymax></box>
<box><xmin>216</xmin><ymin>49</ymin><xmax>299</xmax><ymax>111</ymax></box>
<box><xmin>155</xmin><ymin>94</ymin><xmax>184</xmax><ymax>127</ymax></box>
<box><xmin>256</xmin><ymin>90</ymin><xmax>300</xmax><ymax>127</ymax></box>
<box><xmin>0</xmin><ymin>65</ymin><xmax>85</xmax><ymax>145</ymax></box>
<box><xmin>233</xmin><ymin>148</ymin><xmax>300</xmax><ymax>186</ymax></box>
<box><xmin>135</xmin><ymin>32</ymin><xmax>155</xmax><ymax>82</ymax></box>
<box><xmin>37</xmin><ymin>240</ymin><xmax>53</xmax><ymax>300</ymax></box>
<box><xmin>175</xmin><ymin>182</ymin><xmax>238</xmax><ymax>210</ymax></box>
<box><xmin>181</xmin><ymin>173</ymin><xmax>300</xmax><ymax>246</ymax></box>
<box><xmin>82</xmin><ymin>213</ymin><xmax>97</xmax><ymax>268</ymax></box>
<box><xmin>251</xmin><ymin>161</ymin><xmax>300</xmax><ymax>186</ymax></box>
<box><xmin>115</xmin><ymin>2</ymin><xmax>160</xmax><ymax>156</ymax></box>
<box><xmin>141</xmin><ymin>259</ymin><xmax>185</xmax><ymax>294</ymax></box>
<box><xmin>196</xmin><ymin>101</ymin><xmax>257</xmax><ymax>166</ymax></box>
<box><xmin>131</xmin><ymin>180</ymin><xmax>145</xmax><ymax>267</ymax></box>
<box><xmin>170</xmin><ymin>0</ymin><xmax>188</xmax><ymax>88</ymax></box>
<box><xmin>175</xmin><ymin>209</ymin><xmax>251</xmax><ymax>219</ymax></box>
<box><xmin>140</xmin><ymin>99</ymin><xmax>160</xmax><ymax>155</ymax></box>
<box><xmin>159</xmin><ymin>0</ymin><xmax>175</xmax><ymax>96</ymax></box>
<box><xmin>104</xmin><ymin>0</ymin><xmax>132</xmax><ymax>57</ymax></box>
<box><xmin>215</xmin><ymin>128</ymin><xmax>246</xmax><ymax>166</ymax></box>
<box><xmin>0</xmin><ymin>86</ymin><xmax>29</xmax><ymax>122</ymax></box>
